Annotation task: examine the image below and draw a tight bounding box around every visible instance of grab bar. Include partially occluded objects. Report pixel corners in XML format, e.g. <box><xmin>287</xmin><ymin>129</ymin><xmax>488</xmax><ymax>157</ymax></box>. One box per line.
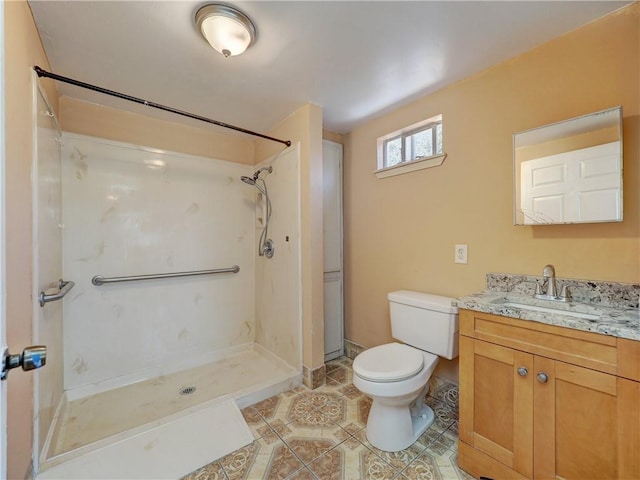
<box><xmin>39</xmin><ymin>279</ymin><xmax>75</xmax><ymax>307</ymax></box>
<box><xmin>91</xmin><ymin>265</ymin><xmax>240</xmax><ymax>286</ymax></box>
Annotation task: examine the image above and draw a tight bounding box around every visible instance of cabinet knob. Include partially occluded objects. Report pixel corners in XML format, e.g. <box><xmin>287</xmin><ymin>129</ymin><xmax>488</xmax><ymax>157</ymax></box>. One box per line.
<box><xmin>536</xmin><ymin>372</ymin><xmax>549</xmax><ymax>383</ymax></box>
<box><xmin>517</xmin><ymin>366</ymin><xmax>528</xmax><ymax>377</ymax></box>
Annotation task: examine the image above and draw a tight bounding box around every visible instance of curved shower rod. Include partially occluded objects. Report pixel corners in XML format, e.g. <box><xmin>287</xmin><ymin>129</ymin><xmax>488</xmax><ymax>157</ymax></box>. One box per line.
<box><xmin>33</xmin><ymin>66</ymin><xmax>292</xmax><ymax>147</ymax></box>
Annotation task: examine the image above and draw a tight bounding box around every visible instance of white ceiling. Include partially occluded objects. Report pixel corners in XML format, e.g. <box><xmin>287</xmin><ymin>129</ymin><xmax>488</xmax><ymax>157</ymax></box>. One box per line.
<box><xmin>29</xmin><ymin>1</ymin><xmax>631</xmax><ymax>138</ymax></box>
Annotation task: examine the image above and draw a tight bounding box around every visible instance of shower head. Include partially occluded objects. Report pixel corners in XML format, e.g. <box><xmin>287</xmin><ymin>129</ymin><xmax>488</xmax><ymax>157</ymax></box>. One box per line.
<box><xmin>241</xmin><ymin>174</ymin><xmax>267</xmax><ymax>195</ymax></box>
<box><xmin>241</xmin><ymin>165</ymin><xmax>272</xmax><ymax>188</ymax></box>
<box><xmin>240</xmin><ymin>175</ymin><xmax>256</xmax><ymax>186</ymax></box>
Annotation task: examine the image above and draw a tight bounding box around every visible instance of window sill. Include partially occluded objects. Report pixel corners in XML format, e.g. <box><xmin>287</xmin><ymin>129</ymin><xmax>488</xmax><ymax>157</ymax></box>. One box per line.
<box><xmin>373</xmin><ymin>153</ymin><xmax>447</xmax><ymax>179</ymax></box>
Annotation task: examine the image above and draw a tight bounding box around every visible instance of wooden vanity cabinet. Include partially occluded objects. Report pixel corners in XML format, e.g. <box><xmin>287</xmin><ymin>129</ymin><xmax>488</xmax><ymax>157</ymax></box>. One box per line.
<box><xmin>458</xmin><ymin>309</ymin><xmax>640</xmax><ymax>480</ymax></box>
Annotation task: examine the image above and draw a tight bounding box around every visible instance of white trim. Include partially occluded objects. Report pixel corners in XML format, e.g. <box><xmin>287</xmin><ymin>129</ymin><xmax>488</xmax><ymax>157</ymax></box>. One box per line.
<box><xmin>377</xmin><ymin>113</ymin><xmax>442</xmax><ymax>144</ymax></box>
<box><xmin>0</xmin><ymin>2</ymin><xmax>7</xmax><ymax>476</ymax></box>
<box><xmin>31</xmin><ymin>68</ymin><xmax>41</xmax><ymax>480</ymax></box>
<box><xmin>374</xmin><ymin>153</ymin><xmax>447</xmax><ymax>179</ymax></box>
<box><xmin>377</xmin><ymin>113</ymin><xmax>443</xmax><ymax>171</ymax></box>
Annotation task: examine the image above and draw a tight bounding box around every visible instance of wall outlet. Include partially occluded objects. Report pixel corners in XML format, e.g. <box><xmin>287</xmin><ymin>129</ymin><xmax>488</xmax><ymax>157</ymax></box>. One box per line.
<box><xmin>455</xmin><ymin>244</ymin><xmax>468</xmax><ymax>264</ymax></box>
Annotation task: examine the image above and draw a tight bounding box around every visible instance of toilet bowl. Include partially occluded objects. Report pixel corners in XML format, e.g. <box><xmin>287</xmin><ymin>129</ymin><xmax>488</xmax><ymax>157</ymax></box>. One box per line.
<box><xmin>353</xmin><ymin>343</ymin><xmax>439</xmax><ymax>451</ymax></box>
<box><xmin>352</xmin><ymin>291</ymin><xmax>458</xmax><ymax>452</ymax></box>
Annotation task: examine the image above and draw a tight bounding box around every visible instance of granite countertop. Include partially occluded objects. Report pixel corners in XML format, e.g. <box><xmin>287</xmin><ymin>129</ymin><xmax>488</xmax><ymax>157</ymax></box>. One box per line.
<box><xmin>455</xmin><ymin>290</ymin><xmax>640</xmax><ymax>341</ymax></box>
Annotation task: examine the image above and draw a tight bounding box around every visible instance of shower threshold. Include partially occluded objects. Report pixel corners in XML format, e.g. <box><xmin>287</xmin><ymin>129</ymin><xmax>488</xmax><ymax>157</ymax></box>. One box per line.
<box><xmin>38</xmin><ymin>343</ymin><xmax>301</xmax><ymax>479</ymax></box>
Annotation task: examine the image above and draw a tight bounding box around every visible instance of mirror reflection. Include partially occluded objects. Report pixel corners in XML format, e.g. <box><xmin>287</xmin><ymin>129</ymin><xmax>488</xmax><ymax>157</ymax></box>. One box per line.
<box><xmin>513</xmin><ymin>106</ymin><xmax>622</xmax><ymax>225</ymax></box>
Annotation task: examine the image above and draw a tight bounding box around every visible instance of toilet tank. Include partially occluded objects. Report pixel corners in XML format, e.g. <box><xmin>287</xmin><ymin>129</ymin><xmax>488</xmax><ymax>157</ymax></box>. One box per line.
<box><xmin>388</xmin><ymin>290</ymin><xmax>459</xmax><ymax>360</ymax></box>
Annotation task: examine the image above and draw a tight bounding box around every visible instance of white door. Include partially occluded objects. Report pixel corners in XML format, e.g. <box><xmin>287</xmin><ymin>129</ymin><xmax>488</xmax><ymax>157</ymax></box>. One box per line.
<box><xmin>0</xmin><ymin>2</ymin><xmax>7</xmax><ymax>474</ymax></box>
<box><xmin>520</xmin><ymin>142</ymin><xmax>621</xmax><ymax>224</ymax></box>
<box><xmin>322</xmin><ymin>140</ymin><xmax>343</xmax><ymax>361</ymax></box>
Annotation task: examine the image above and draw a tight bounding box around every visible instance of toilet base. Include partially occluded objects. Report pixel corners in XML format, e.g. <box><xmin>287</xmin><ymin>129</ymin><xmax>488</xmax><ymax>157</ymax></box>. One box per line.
<box><xmin>366</xmin><ymin>402</ymin><xmax>435</xmax><ymax>452</ymax></box>
<box><xmin>411</xmin><ymin>403</ymin><xmax>435</xmax><ymax>439</ymax></box>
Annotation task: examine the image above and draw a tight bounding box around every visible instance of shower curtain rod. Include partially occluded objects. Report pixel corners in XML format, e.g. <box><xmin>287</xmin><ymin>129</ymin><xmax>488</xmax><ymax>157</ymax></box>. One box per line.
<box><xmin>34</xmin><ymin>66</ymin><xmax>291</xmax><ymax>147</ymax></box>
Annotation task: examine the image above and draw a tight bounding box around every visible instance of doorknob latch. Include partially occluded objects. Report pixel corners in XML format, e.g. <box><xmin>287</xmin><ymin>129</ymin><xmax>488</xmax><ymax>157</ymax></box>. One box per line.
<box><xmin>1</xmin><ymin>345</ymin><xmax>47</xmax><ymax>380</ymax></box>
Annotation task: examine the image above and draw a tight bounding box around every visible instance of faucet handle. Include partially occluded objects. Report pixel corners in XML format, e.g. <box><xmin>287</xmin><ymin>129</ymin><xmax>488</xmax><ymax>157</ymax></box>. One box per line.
<box><xmin>560</xmin><ymin>285</ymin><xmax>570</xmax><ymax>300</ymax></box>
<box><xmin>535</xmin><ymin>283</ymin><xmax>543</xmax><ymax>295</ymax></box>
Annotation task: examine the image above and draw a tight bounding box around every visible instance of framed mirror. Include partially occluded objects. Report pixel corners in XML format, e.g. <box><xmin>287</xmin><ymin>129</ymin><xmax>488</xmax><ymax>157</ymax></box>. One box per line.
<box><xmin>513</xmin><ymin>106</ymin><xmax>622</xmax><ymax>225</ymax></box>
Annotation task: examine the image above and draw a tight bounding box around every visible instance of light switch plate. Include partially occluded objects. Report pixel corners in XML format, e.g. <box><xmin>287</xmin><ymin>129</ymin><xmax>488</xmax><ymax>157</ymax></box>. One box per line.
<box><xmin>455</xmin><ymin>244</ymin><xmax>468</xmax><ymax>264</ymax></box>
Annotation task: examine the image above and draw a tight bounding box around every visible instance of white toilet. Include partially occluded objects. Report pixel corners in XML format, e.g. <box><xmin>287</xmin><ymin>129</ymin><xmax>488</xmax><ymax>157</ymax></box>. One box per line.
<box><xmin>352</xmin><ymin>290</ymin><xmax>459</xmax><ymax>452</ymax></box>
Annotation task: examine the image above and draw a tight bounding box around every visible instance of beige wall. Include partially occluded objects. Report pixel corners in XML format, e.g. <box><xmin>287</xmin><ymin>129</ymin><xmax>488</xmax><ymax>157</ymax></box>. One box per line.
<box><xmin>60</xmin><ymin>97</ymin><xmax>255</xmax><ymax>165</ymax></box>
<box><xmin>4</xmin><ymin>1</ymin><xmax>58</xmax><ymax>478</ymax></box>
<box><xmin>344</xmin><ymin>4</ymin><xmax>639</xmax><ymax>382</ymax></box>
<box><xmin>256</xmin><ymin>104</ymin><xmax>325</xmax><ymax>372</ymax></box>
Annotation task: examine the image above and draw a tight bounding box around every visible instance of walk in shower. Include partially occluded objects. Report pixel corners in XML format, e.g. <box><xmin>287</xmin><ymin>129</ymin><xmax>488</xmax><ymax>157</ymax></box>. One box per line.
<box><xmin>32</xmin><ymin>87</ymin><xmax>302</xmax><ymax>478</ymax></box>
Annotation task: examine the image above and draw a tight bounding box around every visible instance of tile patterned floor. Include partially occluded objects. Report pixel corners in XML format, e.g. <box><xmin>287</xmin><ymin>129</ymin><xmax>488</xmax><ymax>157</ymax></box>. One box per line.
<box><xmin>181</xmin><ymin>357</ymin><xmax>473</xmax><ymax>480</ymax></box>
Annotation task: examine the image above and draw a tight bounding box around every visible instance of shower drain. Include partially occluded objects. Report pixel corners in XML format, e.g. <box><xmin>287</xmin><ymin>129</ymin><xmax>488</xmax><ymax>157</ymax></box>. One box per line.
<box><xmin>179</xmin><ymin>386</ymin><xmax>197</xmax><ymax>396</ymax></box>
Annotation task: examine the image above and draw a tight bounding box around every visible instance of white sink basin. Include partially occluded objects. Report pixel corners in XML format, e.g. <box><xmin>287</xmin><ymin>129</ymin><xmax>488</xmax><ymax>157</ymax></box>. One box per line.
<box><xmin>503</xmin><ymin>302</ymin><xmax>599</xmax><ymax>321</ymax></box>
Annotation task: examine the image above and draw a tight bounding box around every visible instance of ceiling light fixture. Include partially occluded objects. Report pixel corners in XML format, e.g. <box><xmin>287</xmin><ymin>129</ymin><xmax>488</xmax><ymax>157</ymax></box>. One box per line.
<box><xmin>195</xmin><ymin>4</ymin><xmax>256</xmax><ymax>58</ymax></box>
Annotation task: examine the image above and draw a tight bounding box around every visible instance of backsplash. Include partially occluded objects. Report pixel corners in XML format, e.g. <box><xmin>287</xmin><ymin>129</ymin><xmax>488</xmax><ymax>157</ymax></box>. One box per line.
<box><xmin>486</xmin><ymin>273</ymin><xmax>640</xmax><ymax>309</ymax></box>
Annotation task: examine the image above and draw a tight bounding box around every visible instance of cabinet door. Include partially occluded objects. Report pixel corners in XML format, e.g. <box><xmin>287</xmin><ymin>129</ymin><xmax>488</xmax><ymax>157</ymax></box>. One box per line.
<box><xmin>322</xmin><ymin>140</ymin><xmax>343</xmax><ymax>360</ymax></box>
<box><xmin>323</xmin><ymin>272</ymin><xmax>343</xmax><ymax>360</ymax></box>
<box><xmin>460</xmin><ymin>337</ymin><xmax>534</xmax><ymax>477</ymax></box>
<box><xmin>534</xmin><ymin>357</ymin><xmax>640</xmax><ymax>480</ymax></box>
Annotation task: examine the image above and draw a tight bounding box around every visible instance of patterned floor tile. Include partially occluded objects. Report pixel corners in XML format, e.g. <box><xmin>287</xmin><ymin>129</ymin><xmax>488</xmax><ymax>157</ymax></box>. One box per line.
<box><xmin>326</xmin><ymin>377</ymin><xmax>344</xmax><ymax>387</ymax></box>
<box><xmin>362</xmin><ymin>441</ymin><xmax>426</xmax><ymax>472</ymax></box>
<box><xmin>426</xmin><ymin>448</ymin><xmax>470</xmax><ymax>480</ymax></box>
<box><xmin>181</xmin><ymin>358</ymin><xmax>471</xmax><ymax>480</ymax></box>
<box><xmin>395</xmin><ymin>450</ymin><xmax>444</xmax><ymax>480</ymax></box>
<box><xmin>450</xmin><ymin>453</ymin><xmax>475</xmax><ymax>480</ymax></box>
<box><xmin>219</xmin><ymin>437</ymin><xmax>304</xmax><ymax>480</ymax></box>
<box><xmin>180</xmin><ymin>461</ymin><xmax>228</xmax><ymax>480</ymax></box>
<box><xmin>284</xmin><ymin>467</ymin><xmax>319</xmax><ymax>480</ymax></box>
<box><xmin>277</xmin><ymin>423</ymin><xmax>350</xmax><ymax>464</ymax></box>
<box><xmin>424</xmin><ymin>397</ymin><xmax>457</xmax><ymax>431</ymax></box>
<box><xmin>325</xmin><ymin>365</ymin><xmax>353</xmax><ymax>385</ymax></box>
<box><xmin>427</xmin><ymin>378</ymin><xmax>459</xmax><ymax>411</ymax></box>
<box><xmin>337</xmin><ymin>383</ymin><xmax>362</xmax><ymax>400</ymax></box>
<box><xmin>253</xmin><ymin>392</ymin><xmax>301</xmax><ymax>425</ymax></box>
<box><xmin>286</xmin><ymin>391</ymin><xmax>347</xmax><ymax>428</ymax></box>
<box><xmin>306</xmin><ymin>436</ymin><xmax>400</xmax><ymax>480</ymax></box>
<box><xmin>332</xmin><ymin>391</ymin><xmax>370</xmax><ymax>433</ymax></box>
<box><xmin>326</xmin><ymin>357</ymin><xmax>353</xmax><ymax>369</ymax></box>
<box><xmin>414</xmin><ymin>423</ymin><xmax>452</xmax><ymax>451</ymax></box>
<box><xmin>290</xmin><ymin>386</ymin><xmax>310</xmax><ymax>395</ymax></box>
<box><xmin>256</xmin><ymin>422</ymin><xmax>283</xmax><ymax>446</ymax></box>
<box><xmin>313</xmin><ymin>379</ymin><xmax>352</xmax><ymax>396</ymax></box>
<box><xmin>242</xmin><ymin>406</ymin><xmax>272</xmax><ymax>440</ymax></box>
<box><xmin>396</xmin><ymin>436</ymin><xmax>469</xmax><ymax>480</ymax></box>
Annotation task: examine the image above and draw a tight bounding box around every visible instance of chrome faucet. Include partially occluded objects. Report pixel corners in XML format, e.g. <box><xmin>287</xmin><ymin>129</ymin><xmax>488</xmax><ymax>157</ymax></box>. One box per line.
<box><xmin>543</xmin><ymin>264</ymin><xmax>557</xmax><ymax>297</ymax></box>
<box><xmin>534</xmin><ymin>264</ymin><xmax>569</xmax><ymax>302</ymax></box>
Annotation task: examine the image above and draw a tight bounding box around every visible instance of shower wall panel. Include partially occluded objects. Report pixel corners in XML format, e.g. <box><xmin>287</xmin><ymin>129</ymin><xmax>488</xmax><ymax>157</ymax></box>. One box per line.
<box><xmin>61</xmin><ymin>133</ymin><xmax>256</xmax><ymax>389</ymax></box>
<box><xmin>255</xmin><ymin>146</ymin><xmax>302</xmax><ymax>369</ymax></box>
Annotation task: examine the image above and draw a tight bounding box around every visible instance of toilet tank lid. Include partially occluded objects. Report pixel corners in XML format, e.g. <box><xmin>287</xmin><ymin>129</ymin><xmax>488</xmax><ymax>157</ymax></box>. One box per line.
<box><xmin>388</xmin><ymin>290</ymin><xmax>458</xmax><ymax>314</ymax></box>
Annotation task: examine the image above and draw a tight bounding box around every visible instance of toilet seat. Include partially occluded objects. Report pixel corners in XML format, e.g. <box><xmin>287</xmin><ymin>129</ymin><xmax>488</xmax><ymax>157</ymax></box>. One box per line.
<box><xmin>353</xmin><ymin>343</ymin><xmax>430</xmax><ymax>382</ymax></box>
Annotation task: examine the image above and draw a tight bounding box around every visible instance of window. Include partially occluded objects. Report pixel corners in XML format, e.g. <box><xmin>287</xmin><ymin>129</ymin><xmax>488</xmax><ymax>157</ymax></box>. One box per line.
<box><xmin>376</xmin><ymin>115</ymin><xmax>446</xmax><ymax>179</ymax></box>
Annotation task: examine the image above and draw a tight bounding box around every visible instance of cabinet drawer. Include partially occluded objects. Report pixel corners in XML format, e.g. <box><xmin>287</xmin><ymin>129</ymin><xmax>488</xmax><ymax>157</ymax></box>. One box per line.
<box><xmin>460</xmin><ymin>309</ymin><xmax>639</xmax><ymax>380</ymax></box>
